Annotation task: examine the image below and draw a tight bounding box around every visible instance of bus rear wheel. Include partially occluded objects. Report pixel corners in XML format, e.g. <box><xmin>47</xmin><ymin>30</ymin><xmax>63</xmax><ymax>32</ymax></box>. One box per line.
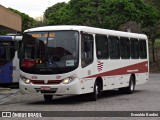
<box><xmin>126</xmin><ymin>76</ymin><xmax>135</xmax><ymax>94</ymax></box>
<box><xmin>44</xmin><ymin>95</ymin><xmax>53</xmax><ymax>102</ymax></box>
<box><xmin>119</xmin><ymin>76</ymin><xmax>135</xmax><ymax>94</ymax></box>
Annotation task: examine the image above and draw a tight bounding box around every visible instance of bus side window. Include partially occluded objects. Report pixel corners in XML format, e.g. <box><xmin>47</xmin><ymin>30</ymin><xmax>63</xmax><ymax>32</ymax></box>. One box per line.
<box><xmin>131</xmin><ymin>38</ymin><xmax>139</xmax><ymax>59</ymax></box>
<box><xmin>108</xmin><ymin>36</ymin><xmax>120</xmax><ymax>59</ymax></box>
<box><xmin>81</xmin><ymin>33</ymin><xmax>94</xmax><ymax>68</ymax></box>
<box><xmin>139</xmin><ymin>40</ymin><xmax>147</xmax><ymax>59</ymax></box>
<box><xmin>96</xmin><ymin>34</ymin><xmax>109</xmax><ymax>59</ymax></box>
<box><xmin>120</xmin><ymin>37</ymin><xmax>130</xmax><ymax>59</ymax></box>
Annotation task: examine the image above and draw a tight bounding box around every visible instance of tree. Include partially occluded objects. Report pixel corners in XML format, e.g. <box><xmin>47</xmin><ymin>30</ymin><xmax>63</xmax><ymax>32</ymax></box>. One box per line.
<box><xmin>44</xmin><ymin>0</ymin><xmax>158</xmax><ymax>30</ymax></box>
<box><xmin>143</xmin><ymin>21</ymin><xmax>160</xmax><ymax>62</ymax></box>
<box><xmin>33</xmin><ymin>16</ymin><xmax>46</xmax><ymax>27</ymax></box>
<box><xmin>154</xmin><ymin>39</ymin><xmax>160</xmax><ymax>61</ymax></box>
<box><xmin>0</xmin><ymin>31</ymin><xmax>8</xmax><ymax>35</ymax></box>
<box><xmin>44</xmin><ymin>2</ymin><xmax>67</xmax><ymax>25</ymax></box>
<box><xmin>143</xmin><ymin>0</ymin><xmax>160</xmax><ymax>62</ymax></box>
<box><xmin>145</xmin><ymin>0</ymin><xmax>160</xmax><ymax>11</ymax></box>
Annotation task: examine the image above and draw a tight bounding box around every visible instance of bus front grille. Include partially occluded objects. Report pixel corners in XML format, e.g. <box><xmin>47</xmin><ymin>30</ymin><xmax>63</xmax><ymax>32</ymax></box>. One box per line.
<box><xmin>31</xmin><ymin>80</ymin><xmax>62</xmax><ymax>85</ymax></box>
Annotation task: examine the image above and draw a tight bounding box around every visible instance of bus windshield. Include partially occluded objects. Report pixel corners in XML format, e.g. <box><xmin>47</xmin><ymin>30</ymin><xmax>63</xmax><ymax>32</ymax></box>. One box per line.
<box><xmin>21</xmin><ymin>31</ymin><xmax>79</xmax><ymax>74</ymax></box>
<box><xmin>0</xmin><ymin>41</ymin><xmax>15</xmax><ymax>66</ymax></box>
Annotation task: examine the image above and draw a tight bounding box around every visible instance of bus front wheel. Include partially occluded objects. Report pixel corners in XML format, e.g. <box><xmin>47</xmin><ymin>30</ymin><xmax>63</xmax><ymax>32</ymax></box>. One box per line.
<box><xmin>90</xmin><ymin>81</ymin><xmax>101</xmax><ymax>101</ymax></box>
<box><xmin>44</xmin><ymin>95</ymin><xmax>53</xmax><ymax>102</ymax></box>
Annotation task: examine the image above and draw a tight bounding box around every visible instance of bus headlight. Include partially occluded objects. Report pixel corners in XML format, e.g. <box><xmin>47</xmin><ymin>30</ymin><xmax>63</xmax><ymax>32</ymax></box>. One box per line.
<box><xmin>62</xmin><ymin>75</ymin><xmax>76</xmax><ymax>84</ymax></box>
<box><xmin>25</xmin><ymin>79</ymin><xmax>31</xmax><ymax>84</ymax></box>
<box><xmin>20</xmin><ymin>75</ymin><xmax>31</xmax><ymax>84</ymax></box>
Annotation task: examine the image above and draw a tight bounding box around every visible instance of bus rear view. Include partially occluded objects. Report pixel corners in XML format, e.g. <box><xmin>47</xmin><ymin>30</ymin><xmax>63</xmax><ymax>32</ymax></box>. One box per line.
<box><xmin>0</xmin><ymin>35</ymin><xmax>21</xmax><ymax>85</ymax></box>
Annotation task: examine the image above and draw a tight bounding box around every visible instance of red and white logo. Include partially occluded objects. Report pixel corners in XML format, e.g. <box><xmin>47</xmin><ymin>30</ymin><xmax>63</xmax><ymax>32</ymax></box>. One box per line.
<box><xmin>44</xmin><ymin>80</ymin><xmax>48</xmax><ymax>84</ymax></box>
<box><xmin>56</xmin><ymin>75</ymin><xmax>61</xmax><ymax>79</ymax></box>
<box><xmin>97</xmin><ymin>61</ymin><xmax>104</xmax><ymax>72</ymax></box>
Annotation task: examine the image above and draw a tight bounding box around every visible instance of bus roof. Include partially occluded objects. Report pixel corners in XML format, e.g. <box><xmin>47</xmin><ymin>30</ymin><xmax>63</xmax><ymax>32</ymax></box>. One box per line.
<box><xmin>0</xmin><ymin>36</ymin><xmax>12</xmax><ymax>40</ymax></box>
<box><xmin>0</xmin><ymin>35</ymin><xmax>22</xmax><ymax>41</ymax></box>
<box><xmin>24</xmin><ymin>25</ymin><xmax>148</xmax><ymax>40</ymax></box>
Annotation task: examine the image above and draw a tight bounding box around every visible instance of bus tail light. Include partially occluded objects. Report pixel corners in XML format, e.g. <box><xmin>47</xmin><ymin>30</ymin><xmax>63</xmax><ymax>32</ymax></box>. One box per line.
<box><xmin>21</xmin><ymin>59</ymin><xmax>35</xmax><ymax>68</ymax></box>
<box><xmin>62</xmin><ymin>75</ymin><xmax>76</xmax><ymax>84</ymax></box>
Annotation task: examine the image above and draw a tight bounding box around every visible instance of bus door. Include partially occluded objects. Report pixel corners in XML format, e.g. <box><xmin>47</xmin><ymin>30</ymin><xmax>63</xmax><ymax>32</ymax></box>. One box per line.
<box><xmin>81</xmin><ymin>32</ymin><xmax>94</xmax><ymax>93</ymax></box>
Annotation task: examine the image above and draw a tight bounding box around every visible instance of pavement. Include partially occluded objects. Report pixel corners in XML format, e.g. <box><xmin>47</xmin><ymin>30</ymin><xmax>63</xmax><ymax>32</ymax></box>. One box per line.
<box><xmin>0</xmin><ymin>88</ymin><xmax>19</xmax><ymax>105</ymax></box>
<box><xmin>0</xmin><ymin>74</ymin><xmax>159</xmax><ymax>120</ymax></box>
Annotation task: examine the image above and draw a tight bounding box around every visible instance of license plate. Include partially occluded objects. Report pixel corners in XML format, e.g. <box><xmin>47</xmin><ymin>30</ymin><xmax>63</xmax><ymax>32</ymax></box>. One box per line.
<box><xmin>40</xmin><ymin>86</ymin><xmax>51</xmax><ymax>90</ymax></box>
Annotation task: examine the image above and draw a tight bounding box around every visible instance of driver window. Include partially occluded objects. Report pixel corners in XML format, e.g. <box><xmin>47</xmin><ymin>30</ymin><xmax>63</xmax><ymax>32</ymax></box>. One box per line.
<box><xmin>81</xmin><ymin>32</ymin><xmax>94</xmax><ymax>68</ymax></box>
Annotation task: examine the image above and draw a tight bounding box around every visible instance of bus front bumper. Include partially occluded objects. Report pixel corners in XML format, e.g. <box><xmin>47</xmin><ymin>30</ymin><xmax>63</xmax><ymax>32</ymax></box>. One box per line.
<box><xmin>19</xmin><ymin>78</ymin><xmax>82</xmax><ymax>95</ymax></box>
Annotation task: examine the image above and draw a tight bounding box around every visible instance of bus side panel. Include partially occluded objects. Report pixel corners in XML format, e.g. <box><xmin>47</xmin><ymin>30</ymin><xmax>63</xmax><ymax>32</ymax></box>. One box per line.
<box><xmin>0</xmin><ymin>62</ymin><xmax>13</xmax><ymax>84</ymax></box>
<box><xmin>135</xmin><ymin>73</ymin><xmax>149</xmax><ymax>85</ymax></box>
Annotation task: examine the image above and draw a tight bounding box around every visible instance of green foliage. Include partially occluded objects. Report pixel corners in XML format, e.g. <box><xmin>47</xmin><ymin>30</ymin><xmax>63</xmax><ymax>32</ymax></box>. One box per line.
<box><xmin>44</xmin><ymin>2</ymin><xmax>67</xmax><ymax>25</ymax></box>
<box><xmin>155</xmin><ymin>39</ymin><xmax>160</xmax><ymax>49</ymax></box>
<box><xmin>0</xmin><ymin>31</ymin><xmax>8</xmax><ymax>35</ymax></box>
<box><xmin>44</xmin><ymin>2</ymin><xmax>66</xmax><ymax>19</ymax></box>
<box><xmin>143</xmin><ymin>0</ymin><xmax>160</xmax><ymax>62</ymax></box>
<box><xmin>145</xmin><ymin>0</ymin><xmax>160</xmax><ymax>12</ymax></box>
<box><xmin>44</xmin><ymin>0</ymin><xmax>159</xmax><ymax>30</ymax></box>
<box><xmin>9</xmin><ymin>8</ymin><xmax>36</xmax><ymax>32</ymax></box>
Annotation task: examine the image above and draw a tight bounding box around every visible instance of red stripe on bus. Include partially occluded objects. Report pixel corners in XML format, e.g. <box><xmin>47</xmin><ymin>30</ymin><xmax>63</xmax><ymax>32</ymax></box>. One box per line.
<box><xmin>86</xmin><ymin>61</ymin><xmax>148</xmax><ymax>78</ymax></box>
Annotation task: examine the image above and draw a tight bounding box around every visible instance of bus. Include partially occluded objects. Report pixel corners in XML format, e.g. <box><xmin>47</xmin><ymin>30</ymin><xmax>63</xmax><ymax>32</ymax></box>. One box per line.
<box><xmin>0</xmin><ymin>35</ymin><xmax>22</xmax><ymax>85</ymax></box>
<box><xmin>19</xmin><ymin>25</ymin><xmax>149</xmax><ymax>102</ymax></box>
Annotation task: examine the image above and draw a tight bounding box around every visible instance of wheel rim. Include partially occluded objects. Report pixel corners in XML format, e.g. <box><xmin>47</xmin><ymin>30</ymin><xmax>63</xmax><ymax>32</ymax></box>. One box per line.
<box><xmin>130</xmin><ymin>80</ymin><xmax>134</xmax><ymax>91</ymax></box>
<box><xmin>96</xmin><ymin>85</ymin><xmax>99</xmax><ymax>95</ymax></box>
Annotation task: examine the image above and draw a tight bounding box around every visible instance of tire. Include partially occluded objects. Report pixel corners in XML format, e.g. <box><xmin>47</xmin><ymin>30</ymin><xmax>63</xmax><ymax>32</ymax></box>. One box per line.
<box><xmin>90</xmin><ymin>81</ymin><xmax>101</xmax><ymax>101</ymax></box>
<box><xmin>44</xmin><ymin>95</ymin><xmax>53</xmax><ymax>102</ymax></box>
<box><xmin>119</xmin><ymin>76</ymin><xmax>135</xmax><ymax>94</ymax></box>
<box><xmin>126</xmin><ymin>76</ymin><xmax>135</xmax><ymax>94</ymax></box>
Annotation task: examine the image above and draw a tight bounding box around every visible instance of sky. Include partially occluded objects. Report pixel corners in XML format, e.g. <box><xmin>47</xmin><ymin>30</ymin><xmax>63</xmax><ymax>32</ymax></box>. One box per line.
<box><xmin>0</xmin><ymin>0</ymin><xmax>70</xmax><ymax>19</ymax></box>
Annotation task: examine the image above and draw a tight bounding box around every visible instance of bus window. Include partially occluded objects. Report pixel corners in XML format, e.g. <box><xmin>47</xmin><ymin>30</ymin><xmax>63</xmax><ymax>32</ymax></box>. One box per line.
<box><xmin>0</xmin><ymin>41</ymin><xmax>15</xmax><ymax>66</ymax></box>
<box><xmin>120</xmin><ymin>37</ymin><xmax>130</xmax><ymax>59</ymax></box>
<box><xmin>21</xmin><ymin>31</ymin><xmax>79</xmax><ymax>74</ymax></box>
<box><xmin>139</xmin><ymin>40</ymin><xmax>147</xmax><ymax>59</ymax></box>
<box><xmin>131</xmin><ymin>38</ymin><xmax>139</xmax><ymax>59</ymax></box>
<box><xmin>108</xmin><ymin>36</ymin><xmax>120</xmax><ymax>59</ymax></box>
<box><xmin>96</xmin><ymin>34</ymin><xmax>109</xmax><ymax>59</ymax></box>
<box><xmin>81</xmin><ymin>33</ymin><xmax>93</xmax><ymax>68</ymax></box>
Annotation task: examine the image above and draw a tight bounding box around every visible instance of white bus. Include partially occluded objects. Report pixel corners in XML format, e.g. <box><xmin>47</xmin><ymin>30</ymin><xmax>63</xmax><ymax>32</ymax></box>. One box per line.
<box><xmin>0</xmin><ymin>35</ymin><xmax>22</xmax><ymax>85</ymax></box>
<box><xmin>19</xmin><ymin>25</ymin><xmax>149</xmax><ymax>102</ymax></box>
